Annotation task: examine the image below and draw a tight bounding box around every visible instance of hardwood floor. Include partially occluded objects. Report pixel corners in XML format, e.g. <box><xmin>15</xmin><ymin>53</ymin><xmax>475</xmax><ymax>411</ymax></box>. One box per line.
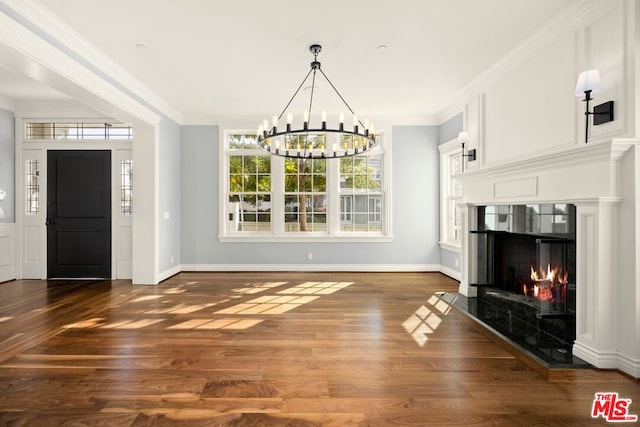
<box><xmin>0</xmin><ymin>272</ymin><xmax>637</xmax><ymax>426</ymax></box>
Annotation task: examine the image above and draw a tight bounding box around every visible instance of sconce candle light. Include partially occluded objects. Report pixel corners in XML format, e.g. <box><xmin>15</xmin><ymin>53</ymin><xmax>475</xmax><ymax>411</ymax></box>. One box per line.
<box><xmin>575</xmin><ymin>69</ymin><xmax>614</xmax><ymax>143</ymax></box>
<box><xmin>458</xmin><ymin>131</ymin><xmax>476</xmax><ymax>172</ymax></box>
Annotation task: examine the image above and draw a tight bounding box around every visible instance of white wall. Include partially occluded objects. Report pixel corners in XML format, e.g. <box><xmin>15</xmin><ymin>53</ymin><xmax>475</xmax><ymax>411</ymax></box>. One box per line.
<box><xmin>158</xmin><ymin>116</ymin><xmax>181</xmax><ymax>280</ymax></box>
<box><xmin>452</xmin><ymin>0</ymin><xmax>640</xmax><ymax>377</ymax></box>
<box><xmin>0</xmin><ymin>223</ymin><xmax>15</xmax><ymax>282</ymax></box>
<box><xmin>460</xmin><ymin>0</ymin><xmax>630</xmax><ymax>166</ymax></box>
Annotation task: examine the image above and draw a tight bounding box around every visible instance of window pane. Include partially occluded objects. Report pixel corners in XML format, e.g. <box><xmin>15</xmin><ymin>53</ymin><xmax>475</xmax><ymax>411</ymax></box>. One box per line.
<box><xmin>25</xmin><ymin>160</ymin><xmax>40</xmax><ymax>215</ymax></box>
<box><xmin>230</xmin><ymin>175</ymin><xmax>243</xmax><ymax>192</ymax></box>
<box><xmin>284</xmin><ymin>158</ymin><xmax>327</xmax><ymax>233</ymax></box>
<box><xmin>25</xmin><ymin>122</ymin><xmax>133</xmax><ymax>140</ymax></box>
<box><xmin>120</xmin><ymin>160</ymin><xmax>133</xmax><ymax>215</ymax></box>
<box><xmin>227</xmin><ymin>135</ymin><xmax>272</xmax><ymax>233</ymax></box>
<box><xmin>339</xmin><ymin>155</ymin><xmax>383</xmax><ymax>232</ymax></box>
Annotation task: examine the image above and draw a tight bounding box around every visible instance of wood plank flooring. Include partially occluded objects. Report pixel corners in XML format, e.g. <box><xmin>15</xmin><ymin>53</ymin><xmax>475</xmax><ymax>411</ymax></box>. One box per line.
<box><xmin>0</xmin><ymin>272</ymin><xmax>637</xmax><ymax>426</ymax></box>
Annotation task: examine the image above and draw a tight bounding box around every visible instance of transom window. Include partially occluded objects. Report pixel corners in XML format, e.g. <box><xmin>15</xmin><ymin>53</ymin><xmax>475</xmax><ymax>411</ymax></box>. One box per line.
<box><xmin>25</xmin><ymin>122</ymin><xmax>133</xmax><ymax>140</ymax></box>
<box><xmin>222</xmin><ymin>131</ymin><xmax>390</xmax><ymax>241</ymax></box>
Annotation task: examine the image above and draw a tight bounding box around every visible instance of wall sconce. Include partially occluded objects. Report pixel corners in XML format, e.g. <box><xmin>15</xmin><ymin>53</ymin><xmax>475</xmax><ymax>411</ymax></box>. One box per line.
<box><xmin>458</xmin><ymin>131</ymin><xmax>476</xmax><ymax>172</ymax></box>
<box><xmin>575</xmin><ymin>69</ymin><xmax>614</xmax><ymax>143</ymax></box>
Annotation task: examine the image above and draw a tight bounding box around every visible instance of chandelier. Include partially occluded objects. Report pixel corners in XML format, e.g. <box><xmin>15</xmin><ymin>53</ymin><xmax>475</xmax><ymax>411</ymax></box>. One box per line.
<box><xmin>257</xmin><ymin>44</ymin><xmax>377</xmax><ymax>159</ymax></box>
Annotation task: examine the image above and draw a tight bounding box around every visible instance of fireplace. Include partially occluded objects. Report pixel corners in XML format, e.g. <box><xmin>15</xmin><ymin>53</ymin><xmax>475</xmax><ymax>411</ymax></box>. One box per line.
<box><xmin>454</xmin><ymin>140</ymin><xmax>640</xmax><ymax>378</ymax></box>
<box><xmin>468</xmin><ymin>203</ymin><xmax>581</xmax><ymax>366</ymax></box>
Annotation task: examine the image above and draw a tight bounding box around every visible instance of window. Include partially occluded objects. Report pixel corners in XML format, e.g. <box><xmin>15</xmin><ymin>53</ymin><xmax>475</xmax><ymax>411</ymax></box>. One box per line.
<box><xmin>339</xmin><ymin>156</ymin><xmax>383</xmax><ymax>232</ymax></box>
<box><xmin>284</xmin><ymin>158</ymin><xmax>326</xmax><ymax>232</ymax></box>
<box><xmin>227</xmin><ymin>134</ymin><xmax>272</xmax><ymax>232</ymax></box>
<box><xmin>25</xmin><ymin>122</ymin><xmax>133</xmax><ymax>140</ymax></box>
<box><xmin>120</xmin><ymin>160</ymin><xmax>133</xmax><ymax>215</ymax></box>
<box><xmin>25</xmin><ymin>160</ymin><xmax>40</xmax><ymax>215</ymax></box>
<box><xmin>439</xmin><ymin>139</ymin><xmax>463</xmax><ymax>251</ymax></box>
<box><xmin>222</xmin><ymin>130</ymin><xmax>390</xmax><ymax>241</ymax></box>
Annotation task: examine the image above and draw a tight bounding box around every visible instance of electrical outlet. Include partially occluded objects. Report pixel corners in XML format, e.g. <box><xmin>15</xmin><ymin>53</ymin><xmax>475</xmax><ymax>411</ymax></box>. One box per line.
<box><xmin>455</xmin><ymin>258</ymin><xmax>459</xmax><ymax>267</ymax></box>
<box><xmin>170</xmin><ymin>255</ymin><xmax>174</xmax><ymax>264</ymax></box>
<box><xmin>307</xmin><ymin>252</ymin><xmax>313</xmax><ymax>261</ymax></box>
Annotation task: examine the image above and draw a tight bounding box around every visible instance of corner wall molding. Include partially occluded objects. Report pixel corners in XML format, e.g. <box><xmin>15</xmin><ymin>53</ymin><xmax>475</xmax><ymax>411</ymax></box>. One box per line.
<box><xmin>442</xmin><ymin>0</ymin><xmax>611</xmax><ymax>114</ymax></box>
<box><xmin>0</xmin><ymin>0</ymin><xmax>179</xmax><ymax>124</ymax></box>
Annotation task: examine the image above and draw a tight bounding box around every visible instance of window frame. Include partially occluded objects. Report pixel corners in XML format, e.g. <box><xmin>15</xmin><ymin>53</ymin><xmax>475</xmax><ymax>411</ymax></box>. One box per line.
<box><xmin>219</xmin><ymin>129</ymin><xmax>392</xmax><ymax>242</ymax></box>
<box><xmin>438</xmin><ymin>138</ymin><xmax>463</xmax><ymax>253</ymax></box>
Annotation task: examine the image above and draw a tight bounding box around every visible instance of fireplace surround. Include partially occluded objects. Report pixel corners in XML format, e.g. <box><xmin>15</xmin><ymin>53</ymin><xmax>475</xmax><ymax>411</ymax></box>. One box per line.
<box><xmin>456</xmin><ymin>139</ymin><xmax>640</xmax><ymax>377</ymax></box>
<box><xmin>469</xmin><ymin>203</ymin><xmax>579</xmax><ymax>365</ymax></box>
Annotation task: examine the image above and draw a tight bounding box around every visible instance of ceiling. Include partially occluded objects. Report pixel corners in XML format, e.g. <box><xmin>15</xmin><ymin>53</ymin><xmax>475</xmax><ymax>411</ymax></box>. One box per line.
<box><xmin>3</xmin><ymin>0</ymin><xmax>575</xmax><ymax>122</ymax></box>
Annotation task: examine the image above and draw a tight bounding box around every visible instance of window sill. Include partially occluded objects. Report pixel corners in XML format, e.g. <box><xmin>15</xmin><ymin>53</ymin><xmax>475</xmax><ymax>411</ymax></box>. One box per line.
<box><xmin>219</xmin><ymin>234</ymin><xmax>393</xmax><ymax>243</ymax></box>
<box><xmin>438</xmin><ymin>241</ymin><xmax>461</xmax><ymax>253</ymax></box>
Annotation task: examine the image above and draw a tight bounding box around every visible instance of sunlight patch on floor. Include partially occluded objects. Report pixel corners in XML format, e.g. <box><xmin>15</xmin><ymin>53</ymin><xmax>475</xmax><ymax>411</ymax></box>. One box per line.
<box><xmin>63</xmin><ymin>318</ymin><xmax>106</xmax><ymax>329</ymax></box>
<box><xmin>403</xmin><ymin>293</ymin><xmax>454</xmax><ymax>347</ymax></box>
<box><xmin>277</xmin><ymin>281</ymin><xmax>354</xmax><ymax>295</ymax></box>
<box><xmin>131</xmin><ymin>295</ymin><xmax>164</xmax><ymax>303</ymax></box>
<box><xmin>146</xmin><ymin>303</ymin><xmax>217</xmax><ymax>314</ymax></box>
<box><xmin>168</xmin><ymin>317</ymin><xmax>264</xmax><ymax>330</ymax></box>
<box><xmin>232</xmin><ymin>282</ymin><xmax>289</xmax><ymax>295</ymax></box>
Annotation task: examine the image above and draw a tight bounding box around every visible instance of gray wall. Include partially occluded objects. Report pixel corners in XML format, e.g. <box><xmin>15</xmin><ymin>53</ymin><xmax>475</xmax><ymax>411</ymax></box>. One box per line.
<box><xmin>159</xmin><ymin>116</ymin><xmax>181</xmax><ymax>273</ymax></box>
<box><xmin>180</xmin><ymin>125</ymin><xmax>441</xmax><ymax>267</ymax></box>
<box><xmin>439</xmin><ymin>112</ymin><xmax>463</xmax><ymax>144</ymax></box>
<box><xmin>0</xmin><ymin>108</ymin><xmax>14</xmax><ymax>223</ymax></box>
<box><xmin>438</xmin><ymin>112</ymin><xmax>463</xmax><ymax>274</ymax></box>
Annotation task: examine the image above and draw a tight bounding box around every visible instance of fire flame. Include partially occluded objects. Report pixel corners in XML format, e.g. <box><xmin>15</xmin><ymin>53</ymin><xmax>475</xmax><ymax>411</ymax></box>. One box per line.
<box><xmin>525</xmin><ymin>264</ymin><xmax>568</xmax><ymax>302</ymax></box>
<box><xmin>530</xmin><ymin>264</ymin><xmax>568</xmax><ymax>285</ymax></box>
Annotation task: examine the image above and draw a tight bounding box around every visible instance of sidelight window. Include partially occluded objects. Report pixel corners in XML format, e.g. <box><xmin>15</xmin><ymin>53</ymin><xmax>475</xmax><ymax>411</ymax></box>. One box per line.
<box><xmin>25</xmin><ymin>160</ymin><xmax>40</xmax><ymax>215</ymax></box>
<box><xmin>120</xmin><ymin>160</ymin><xmax>133</xmax><ymax>215</ymax></box>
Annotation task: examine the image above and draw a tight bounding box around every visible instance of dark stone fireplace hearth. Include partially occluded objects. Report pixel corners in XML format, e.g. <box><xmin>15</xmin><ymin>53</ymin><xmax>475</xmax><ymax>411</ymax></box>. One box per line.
<box><xmin>467</xmin><ymin>203</ymin><xmax>587</xmax><ymax>367</ymax></box>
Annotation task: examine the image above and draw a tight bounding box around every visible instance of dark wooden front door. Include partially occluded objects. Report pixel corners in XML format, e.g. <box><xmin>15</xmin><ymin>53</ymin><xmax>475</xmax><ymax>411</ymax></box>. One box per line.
<box><xmin>47</xmin><ymin>150</ymin><xmax>111</xmax><ymax>278</ymax></box>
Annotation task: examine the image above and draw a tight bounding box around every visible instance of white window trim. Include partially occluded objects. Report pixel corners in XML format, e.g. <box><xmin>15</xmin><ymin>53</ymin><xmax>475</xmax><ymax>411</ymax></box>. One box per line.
<box><xmin>218</xmin><ymin>128</ymin><xmax>392</xmax><ymax>242</ymax></box>
<box><xmin>438</xmin><ymin>137</ymin><xmax>462</xmax><ymax>253</ymax></box>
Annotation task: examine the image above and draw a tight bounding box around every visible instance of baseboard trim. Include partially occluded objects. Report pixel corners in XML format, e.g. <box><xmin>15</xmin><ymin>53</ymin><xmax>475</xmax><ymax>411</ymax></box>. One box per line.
<box><xmin>180</xmin><ymin>263</ymin><xmax>442</xmax><ymax>273</ymax></box>
<box><xmin>158</xmin><ymin>264</ymin><xmax>181</xmax><ymax>283</ymax></box>
<box><xmin>439</xmin><ymin>265</ymin><xmax>461</xmax><ymax>281</ymax></box>
<box><xmin>614</xmin><ymin>352</ymin><xmax>640</xmax><ymax>379</ymax></box>
<box><xmin>0</xmin><ymin>272</ymin><xmax>16</xmax><ymax>284</ymax></box>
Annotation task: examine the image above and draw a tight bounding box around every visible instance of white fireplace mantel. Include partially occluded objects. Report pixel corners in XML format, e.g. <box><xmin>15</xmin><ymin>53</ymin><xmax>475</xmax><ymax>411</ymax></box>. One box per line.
<box><xmin>455</xmin><ymin>138</ymin><xmax>640</xmax><ymax>378</ymax></box>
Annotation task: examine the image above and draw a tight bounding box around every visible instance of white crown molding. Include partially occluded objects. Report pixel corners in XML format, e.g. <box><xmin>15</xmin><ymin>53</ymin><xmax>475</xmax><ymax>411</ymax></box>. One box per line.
<box><xmin>0</xmin><ymin>8</ymin><xmax>161</xmax><ymax>127</ymax></box>
<box><xmin>438</xmin><ymin>0</ymin><xmax>611</xmax><ymax>119</ymax></box>
<box><xmin>0</xmin><ymin>0</ymin><xmax>182</xmax><ymax>124</ymax></box>
<box><xmin>0</xmin><ymin>96</ymin><xmax>14</xmax><ymax>112</ymax></box>
<box><xmin>13</xmin><ymin>100</ymin><xmax>102</xmax><ymax>118</ymax></box>
<box><xmin>181</xmin><ymin>115</ymin><xmax>220</xmax><ymax>126</ymax></box>
<box><xmin>212</xmin><ymin>114</ymin><xmax>437</xmax><ymax>130</ymax></box>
